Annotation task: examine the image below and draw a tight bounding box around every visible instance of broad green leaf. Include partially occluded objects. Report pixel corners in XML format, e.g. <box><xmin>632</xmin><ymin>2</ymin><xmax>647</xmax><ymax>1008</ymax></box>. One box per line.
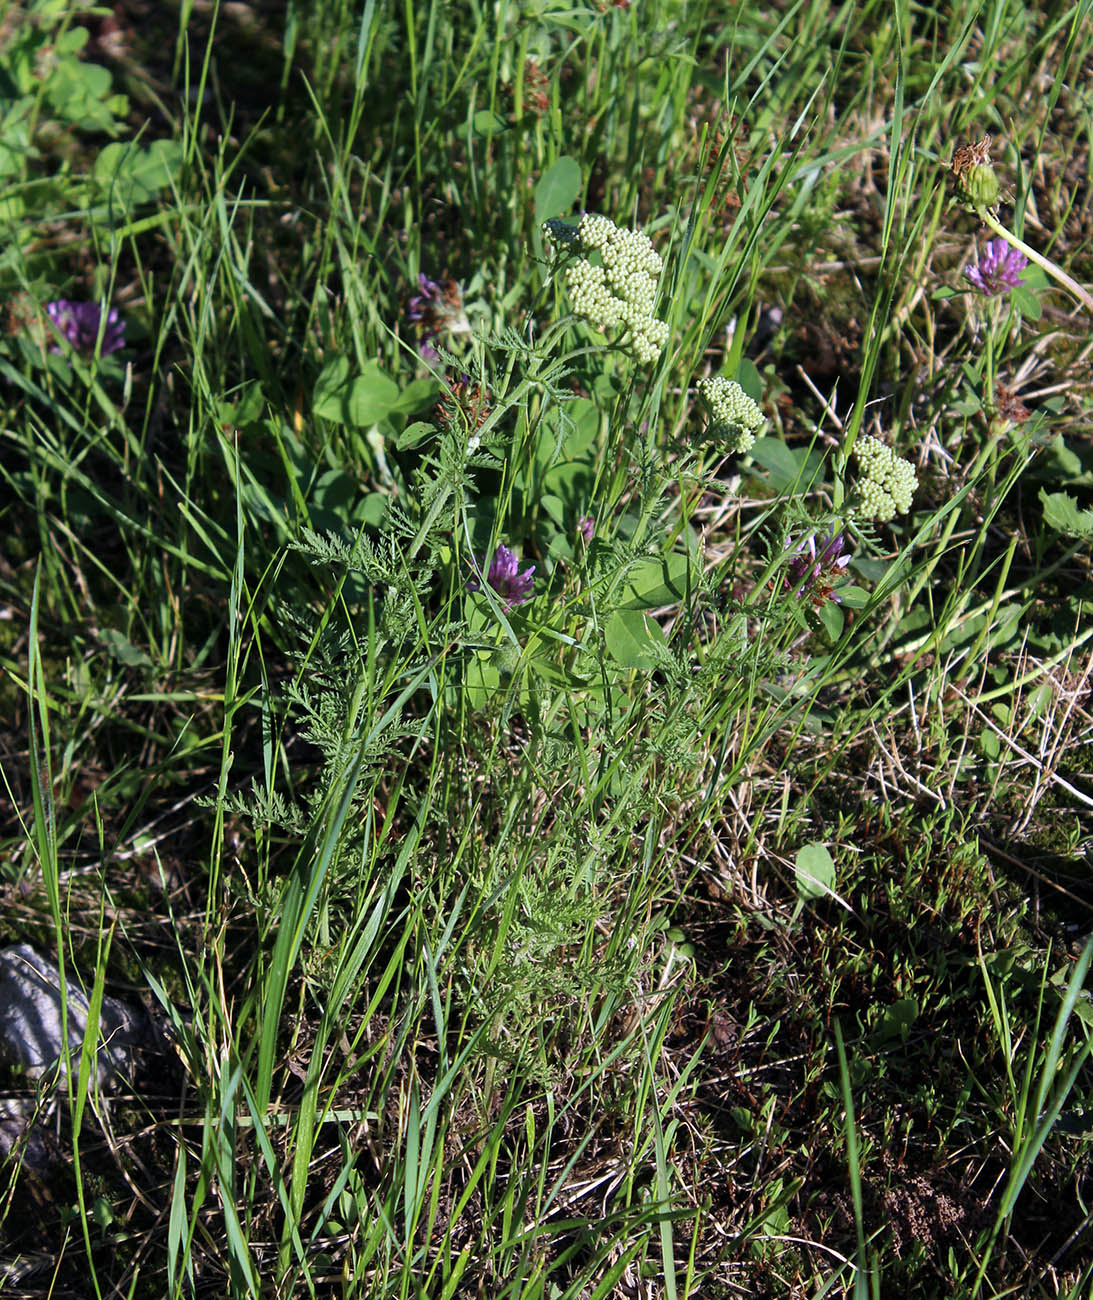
<box><xmin>389</xmin><ymin>377</ymin><xmax>441</xmax><ymax>418</ymax></box>
<box><xmin>604</xmin><ymin>609</ymin><xmax>667</xmax><ymax>669</ymax></box>
<box><xmin>463</xmin><ymin>652</ymin><xmax>504</xmax><ymax>710</ymax></box>
<box><xmin>794</xmin><ymin>843</ymin><xmax>835</xmax><ymax>900</ymax></box>
<box><xmin>98</xmin><ymin>627</ymin><xmax>153</xmax><ymax>669</ymax></box>
<box><xmin>736</xmin><ymin>357</ymin><xmax>763</xmax><ymax>400</ymax></box>
<box><xmin>541</xmin><ymin>460</ymin><xmax>594</xmax><ymax>507</ymax></box>
<box><xmin>878</xmin><ymin>997</ymin><xmax>918</xmax><ymax>1042</ymax></box>
<box><xmin>314</xmin><ymin>360</ymin><xmax>400</xmax><ymax>425</ymax></box>
<box><xmin>951</xmin><ymin>395</ymin><xmax>982</xmax><ymax>415</ymax></box>
<box><xmin>56</xmin><ymin>26</ymin><xmax>90</xmax><ymax>55</ymax></box>
<box><xmin>354</xmin><ymin>493</ymin><xmax>388</xmax><ymax>527</ymax></box>
<box><xmin>835</xmin><ymin>584</ymin><xmax>870</xmax><ymax>609</ymax></box>
<box><xmin>749</xmin><ymin>437</ymin><xmax>814</xmax><ymax>491</ymax></box>
<box><xmin>313</xmin><ymin>357</ymin><xmax>351</xmax><ymax>409</ymax></box>
<box><xmin>1047</xmin><ymin>437</ymin><xmax>1085</xmax><ymax>478</ymax></box>
<box><xmin>535</xmin><ymin>156</ymin><xmax>582</xmax><ymax>225</ymax></box>
<box><xmin>529</xmin><ymin>658</ymin><xmax>595</xmax><ymax>690</ymax></box>
<box><xmin>464</xmin><ymin>109</ymin><xmax>507</xmax><ymax>139</ymax></box>
<box><xmin>1011</xmin><ymin>285</ymin><xmax>1042</xmax><ymax>320</ymax></box>
<box><xmin>1041</xmin><ymin>489</ymin><xmax>1093</xmax><ymax>538</ymax></box>
<box><xmin>92</xmin><ymin>139</ymin><xmax>183</xmax><ymax>210</ymax></box>
<box><xmin>618</xmin><ymin>553</ymin><xmax>691</xmax><ymax>609</ymax></box>
<box><xmin>218</xmin><ymin>381</ymin><xmax>265</xmax><ymax>427</ymax></box>
<box><xmin>343</xmin><ymin>363</ymin><xmax>400</xmax><ymax>425</ymax></box>
<box><xmin>312</xmin><ymin>469</ymin><xmax>356</xmax><ymax>512</ymax></box>
<box><xmin>1041</xmin><ymin>436</ymin><xmax>1093</xmax><ymax>487</ymax></box>
<box><xmin>394</xmin><ymin>421</ymin><xmax>436</xmax><ymax>450</ymax></box>
<box><xmin>817</xmin><ymin>601</ymin><xmax>844</xmax><ymax>640</ymax></box>
<box><xmin>1025</xmin><ymin>682</ymin><xmax>1052</xmax><ymax>719</ymax></box>
<box><xmin>534</xmin><ymin>398</ymin><xmax>598</xmax><ymax>466</ymax></box>
<box><xmin>541</xmin><ymin>494</ymin><xmax>566</xmax><ymax>529</ymax></box>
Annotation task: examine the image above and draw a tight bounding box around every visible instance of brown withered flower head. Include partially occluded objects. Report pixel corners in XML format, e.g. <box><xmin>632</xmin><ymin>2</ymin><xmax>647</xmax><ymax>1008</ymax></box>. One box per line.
<box><xmin>522</xmin><ymin>61</ymin><xmax>550</xmax><ymax>116</ymax></box>
<box><xmin>436</xmin><ymin>375</ymin><xmax>492</xmax><ymax>436</ymax></box>
<box><xmin>994</xmin><ymin>384</ymin><xmax>1030</xmax><ymax>426</ymax></box>
<box><xmin>950</xmin><ymin>135</ymin><xmax>992</xmax><ymax>182</ymax></box>
<box><xmin>949</xmin><ymin>135</ymin><xmax>1000</xmax><ymax>211</ymax></box>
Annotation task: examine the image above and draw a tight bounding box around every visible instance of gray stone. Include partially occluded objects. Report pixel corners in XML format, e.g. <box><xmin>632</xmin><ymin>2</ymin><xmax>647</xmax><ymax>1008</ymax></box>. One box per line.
<box><xmin>0</xmin><ymin>1096</ymin><xmax>51</xmax><ymax>1169</ymax></box>
<box><xmin>0</xmin><ymin>943</ymin><xmax>150</xmax><ymax>1090</ymax></box>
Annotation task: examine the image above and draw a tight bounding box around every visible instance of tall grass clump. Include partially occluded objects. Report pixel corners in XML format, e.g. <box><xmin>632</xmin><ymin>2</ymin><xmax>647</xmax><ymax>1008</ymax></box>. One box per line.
<box><xmin>0</xmin><ymin>0</ymin><xmax>1091</xmax><ymax>1297</ymax></box>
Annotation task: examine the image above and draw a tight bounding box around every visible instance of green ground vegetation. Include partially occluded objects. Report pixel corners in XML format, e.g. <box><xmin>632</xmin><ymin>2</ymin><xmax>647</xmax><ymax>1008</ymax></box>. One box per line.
<box><xmin>0</xmin><ymin>0</ymin><xmax>1091</xmax><ymax>1296</ymax></box>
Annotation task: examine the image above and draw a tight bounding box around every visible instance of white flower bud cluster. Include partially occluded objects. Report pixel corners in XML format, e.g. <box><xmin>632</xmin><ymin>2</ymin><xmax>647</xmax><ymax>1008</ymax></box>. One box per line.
<box><xmin>542</xmin><ymin>213</ymin><xmax>668</xmax><ymax>364</ymax></box>
<box><xmin>696</xmin><ymin>377</ymin><xmax>765</xmax><ymax>454</ymax></box>
<box><xmin>852</xmin><ymin>435</ymin><xmax>918</xmax><ymax>522</ymax></box>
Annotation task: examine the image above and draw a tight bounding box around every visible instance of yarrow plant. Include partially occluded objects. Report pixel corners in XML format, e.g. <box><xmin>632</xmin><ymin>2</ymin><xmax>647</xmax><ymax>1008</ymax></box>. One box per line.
<box><xmin>467</xmin><ymin>544</ymin><xmax>536</xmax><ymax>610</ymax></box>
<box><xmin>852</xmin><ymin>436</ymin><xmax>918</xmax><ymax>522</ymax></box>
<box><xmin>542</xmin><ymin>214</ymin><xmax>668</xmax><ymax>364</ymax></box>
<box><xmin>964</xmin><ymin>238</ymin><xmax>1028</xmax><ymax>297</ymax></box>
<box><xmin>697</xmin><ymin>376</ymin><xmax>766</xmax><ymax>454</ymax></box>
<box><xmin>45</xmin><ymin>300</ymin><xmax>126</xmax><ymax>356</ymax></box>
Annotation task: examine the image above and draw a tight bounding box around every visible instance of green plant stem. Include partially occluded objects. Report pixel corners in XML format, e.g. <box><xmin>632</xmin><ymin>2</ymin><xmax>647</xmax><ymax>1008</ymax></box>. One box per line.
<box><xmin>406</xmin><ymin>332</ymin><xmax>599</xmax><ymax>562</ymax></box>
<box><xmin>982</xmin><ymin>307</ymin><xmax>996</xmax><ymax>411</ymax></box>
<box><xmin>980</xmin><ymin>209</ymin><xmax>1093</xmax><ymax>313</ymax></box>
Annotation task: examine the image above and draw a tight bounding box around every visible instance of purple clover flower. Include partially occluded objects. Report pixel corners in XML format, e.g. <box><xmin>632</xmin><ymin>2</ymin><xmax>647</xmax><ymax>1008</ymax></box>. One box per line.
<box><xmin>407</xmin><ymin>273</ymin><xmax>441</xmax><ymax>325</ymax></box>
<box><xmin>963</xmin><ymin>238</ymin><xmax>1028</xmax><ymax>296</ymax></box>
<box><xmin>784</xmin><ymin>530</ymin><xmax>850</xmax><ymax>605</ymax></box>
<box><xmin>577</xmin><ymin>515</ymin><xmax>595</xmax><ymax>543</ymax></box>
<box><xmin>467</xmin><ymin>544</ymin><xmax>536</xmax><ymax>610</ymax></box>
<box><xmin>409</xmin><ymin>275</ymin><xmax>443</xmax><ymax>362</ymax></box>
<box><xmin>407</xmin><ymin>273</ymin><xmax>469</xmax><ymax>364</ymax></box>
<box><xmin>46</xmin><ymin>300</ymin><xmax>126</xmax><ymax>355</ymax></box>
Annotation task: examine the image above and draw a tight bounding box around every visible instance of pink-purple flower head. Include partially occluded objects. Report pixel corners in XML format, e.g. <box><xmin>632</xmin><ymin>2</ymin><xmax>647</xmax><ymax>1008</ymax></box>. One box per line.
<box><xmin>783</xmin><ymin>530</ymin><xmax>850</xmax><ymax>605</ymax></box>
<box><xmin>963</xmin><ymin>238</ymin><xmax>1028</xmax><ymax>297</ymax></box>
<box><xmin>467</xmin><ymin>544</ymin><xmax>536</xmax><ymax>610</ymax></box>
<box><xmin>407</xmin><ymin>273</ymin><xmax>469</xmax><ymax>362</ymax></box>
<box><xmin>407</xmin><ymin>274</ymin><xmax>441</xmax><ymax>325</ymax></box>
<box><xmin>46</xmin><ymin>300</ymin><xmax>126</xmax><ymax>356</ymax></box>
<box><xmin>577</xmin><ymin>515</ymin><xmax>595</xmax><ymax>543</ymax></box>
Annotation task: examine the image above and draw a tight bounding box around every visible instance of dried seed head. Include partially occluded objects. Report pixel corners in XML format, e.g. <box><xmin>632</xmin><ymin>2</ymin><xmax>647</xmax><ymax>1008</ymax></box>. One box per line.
<box><xmin>949</xmin><ymin>135</ymin><xmax>1001</xmax><ymax>211</ymax></box>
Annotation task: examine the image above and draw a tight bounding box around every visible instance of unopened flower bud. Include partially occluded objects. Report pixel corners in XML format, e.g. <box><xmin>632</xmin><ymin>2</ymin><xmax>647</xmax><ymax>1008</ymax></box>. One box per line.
<box><xmin>542</xmin><ymin>213</ymin><xmax>667</xmax><ymax>365</ymax></box>
<box><xmin>852</xmin><ymin>436</ymin><xmax>917</xmax><ymax>522</ymax></box>
<box><xmin>697</xmin><ymin>376</ymin><xmax>765</xmax><ymax>455</ymax></box>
